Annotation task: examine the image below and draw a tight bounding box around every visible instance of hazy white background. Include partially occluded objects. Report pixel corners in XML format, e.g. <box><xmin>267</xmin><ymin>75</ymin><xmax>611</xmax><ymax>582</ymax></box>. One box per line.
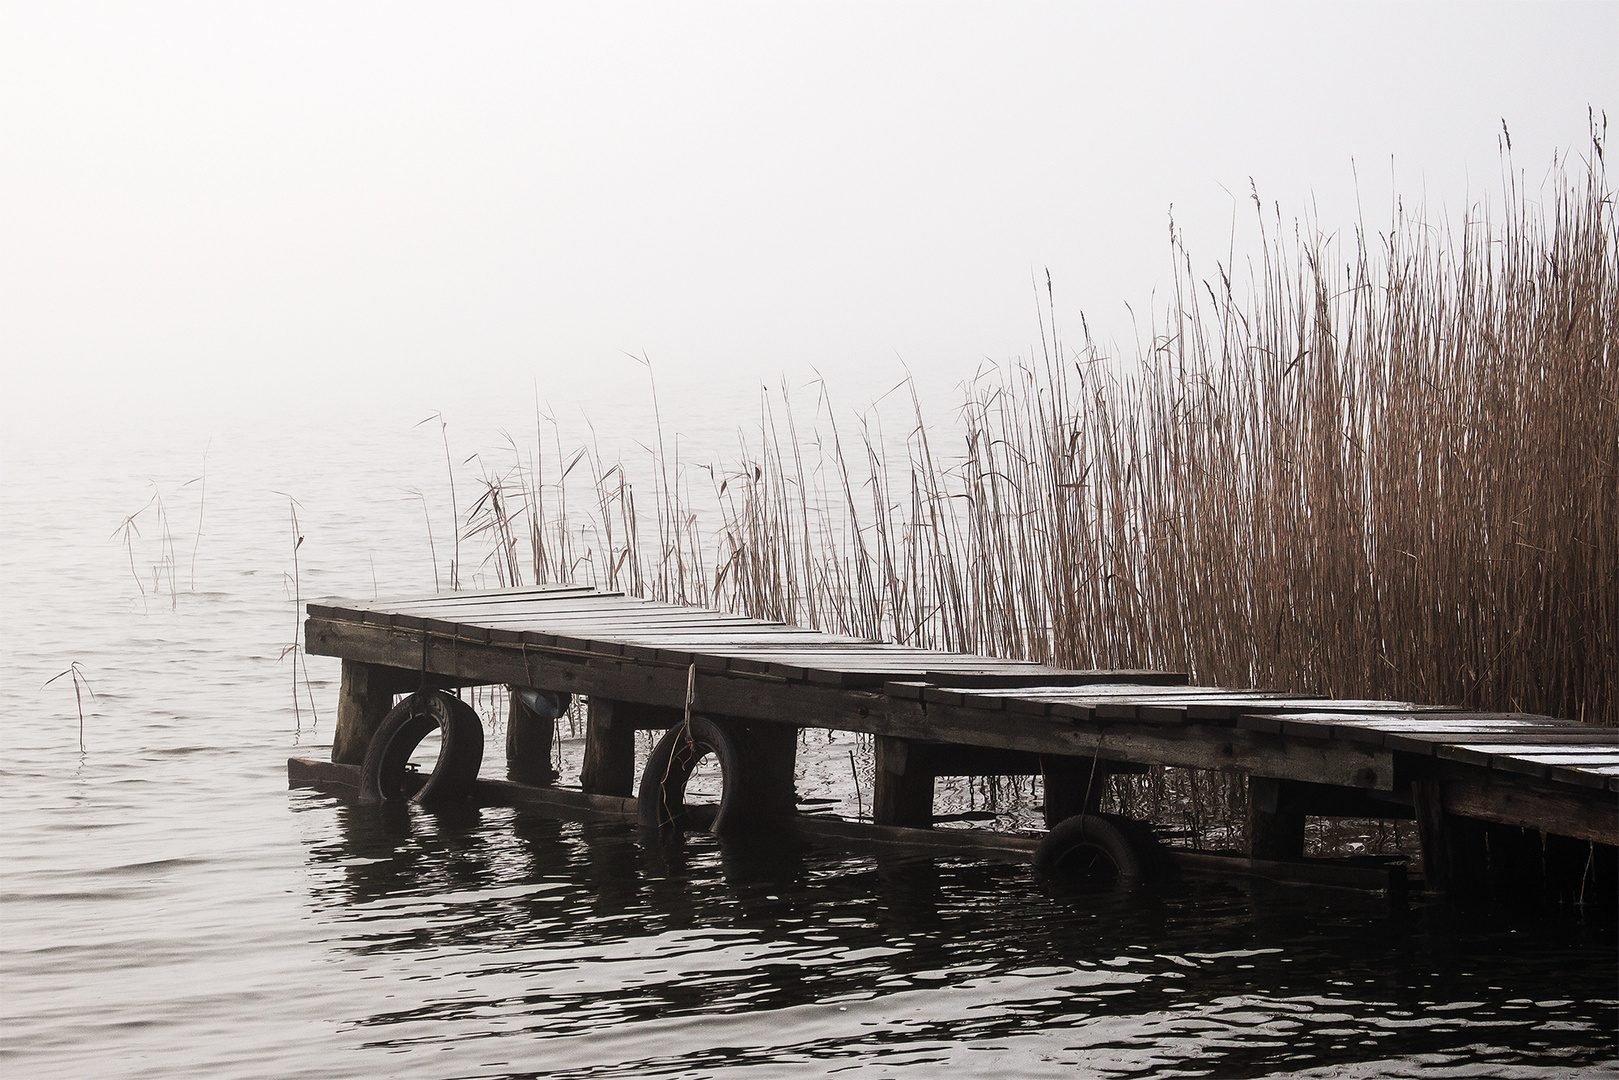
<box><xmin>2</xmin><ymin>1</ymin><xmax>1613</xmax><ymax>448</ymax></box>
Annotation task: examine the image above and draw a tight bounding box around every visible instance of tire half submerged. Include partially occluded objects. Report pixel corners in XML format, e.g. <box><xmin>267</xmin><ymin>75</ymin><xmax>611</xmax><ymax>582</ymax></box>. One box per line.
<box><xmin>1033</xmin><ymin>812</ymin><xmax>1170</xmax><ymax>884</ymax></box>
<box><xmin>358</xmin><ymin>690</ymin><xmax>484</xmax><ymax>806</ymax></box>
<box><xmin>638</xmin><ymin>715</ymin><xmax>764</xmax><ymax>836</ymax></box>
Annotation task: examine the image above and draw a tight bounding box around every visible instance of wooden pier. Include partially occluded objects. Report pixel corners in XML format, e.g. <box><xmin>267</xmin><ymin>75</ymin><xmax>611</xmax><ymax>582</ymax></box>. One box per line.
<box><xmin>290</xmin><ymin>584</ymin><xmax>1618</xmax><ymax>902</ymax></box>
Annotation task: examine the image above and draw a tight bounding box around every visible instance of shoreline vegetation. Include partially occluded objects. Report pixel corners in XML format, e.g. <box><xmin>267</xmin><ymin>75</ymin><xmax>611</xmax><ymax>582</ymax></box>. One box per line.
<box><xmin>461</xmin><ymin>133</ymin><xmax>1614</xmax><ymax>728</ymax></box>
<box><xmin>441</xmin><ymin>132</ymin><xmax>1613</xmax><ymax>849</ymax></box>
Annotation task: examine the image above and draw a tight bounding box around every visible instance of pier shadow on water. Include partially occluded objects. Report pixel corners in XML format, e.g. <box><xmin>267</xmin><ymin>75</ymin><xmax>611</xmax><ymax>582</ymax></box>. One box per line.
<box><xmin>288</xmin><ymin>792</ymin><xmax>1619</xmax><ymax>1079</ymax></box>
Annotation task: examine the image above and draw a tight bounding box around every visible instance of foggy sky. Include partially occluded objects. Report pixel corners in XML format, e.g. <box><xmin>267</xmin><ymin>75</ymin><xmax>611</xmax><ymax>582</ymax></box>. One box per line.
<box><xmin>2</xmin><ymin>1</ymin><xmax>1612</xmax><ymax>439</ymax></box>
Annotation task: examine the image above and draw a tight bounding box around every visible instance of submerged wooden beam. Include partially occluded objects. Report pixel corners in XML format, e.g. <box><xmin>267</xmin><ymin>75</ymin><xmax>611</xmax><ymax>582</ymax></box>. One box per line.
<box><xmin>287</xmin><ymin>759</ymin><xmax>1409</xmax><ymax>894</ymax></box>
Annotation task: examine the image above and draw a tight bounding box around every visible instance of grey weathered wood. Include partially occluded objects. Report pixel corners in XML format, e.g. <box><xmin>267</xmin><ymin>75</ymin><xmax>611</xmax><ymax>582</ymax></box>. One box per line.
<box><xmin>1247</xmin><ymin>776</ymin><xmax>1306</xmax><ymax>860</ymax></box>
<box><xmin>1040</xmin><ymin>754</ymin><xmax>1109</xmax><ymax>826</ymax></box>
<box><xmin>1412</xmin><ymin>778</ymin><xmax>1455</xmax><ymax>898</ymax></box>
<box><xmin>1413</xmin><ymin>777</ymin><xmax>1492</xmax><ymax>901</ymax></box>
<box><xmin>743</xmin><ymin>720</ymin><xmax>800</xmax><ymax>816</ymax></box>
<box><xmin>579</xmin><ymin>698</ymin><xmax>638</xmax><ymax>797</ymax></box>
<box><xmin>505</xmin><ymin>688</ymin><xmax>556</xmax><ymax>786</ymax></box>
<box><xmin>1433</xmin><ymin>766</ymin><xmax>1618</xmax><ymax>846</ymax></box>
<box><xmin>331</xmin><ymin>660</ymin><xmax>411</xmax><ymax>765</ymax></box>
<box><xmin>304</xmin><ymin>587</ymin><xmax>1616</xmax><ymax>871</ymax></box>
<box><xmin>305</xmin><ymin>616</ymin><xmax>1396</xmax><ymax>790</ymax></box>
<box><xmin>873</xmin><ymin>736</ymin><xmax>934</xmax><ymax>828</ymax></box>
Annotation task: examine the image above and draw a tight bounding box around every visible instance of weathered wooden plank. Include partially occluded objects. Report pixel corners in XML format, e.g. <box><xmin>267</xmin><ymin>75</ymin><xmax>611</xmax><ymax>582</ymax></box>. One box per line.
<box><xmin>374</xmin><ymin>597</ymin><xmax>632</xmax><ymax>620</ymax></box>
<box><xmin>331</xmin><ymin>660</ymin><xmax>408</xmax><ymax>765</ymax></box>
<box><xmin>1006</xmin><ymin>697</ymin><xmax>1055</xmax><ymax>717</ymax></box>
<box><xmin>451</xmin><ymin>613</ymin><xmax>803</xmax><ymax>631</ymax></box>
<box><xmin>310</xmin><ymin>614</ymin><xmax>885</xmax><ymax>724</ymax></box>
<box><xmin>463</xmin><ymin>624</ymin><xmax>805</xmax><ymax>641</ymax></box>
<box><xmin>1432</xmin><ymin>767</ymin><xmax>1619</xmax><ymax>846</ymax></box>
<box><xmin>1262</xmin><ymin>714</ymin><xmax>1594</xmax><ymax>755</ymax></box>
<box><xmin>578</xmin><ymin>632</ymin><xmax>868</xmax><ymax>645</ymax></box>
<box><xmin>379</xmin><ymin>592</ymin><xmax>642</xmax><ymax>614</ymax></box>
<box><xmin>1376</xmin><ymin>731</ymin><xmax>1616</xmax><ymax>747</ymax></box>
<box><xmin>1412</xmin><ymin>778</ymin><xmax>1488</xmax><ymax>900</ymax></box>
<box><xmin>365</xmin><ymin>583</ymin><xmax>601</xmax><ymax>605</ymax></box>
<box><xmin>1435</xmin><ymin>744</ymin><xmax>1553</xmax><ymax>780</ymax></box>
<box><xmin>1306</xmin><ymin>713</ymin><xmax>1572</xmax><ymax>730</ymax></box>
<box><xmin>887</xmin><ymin>697</ymin><xmax>1394</xmax><ymax>790</ymax></box>
<box><xmin>308</xmin><ymin>584</ymin><xmax>600</xmax><ymax>622</ymax></box>
<box><xmin>1256</xmin><ymin>699</ymin><xmax>1434</xmax><ymax>712</ymax></box>
<box><xmin>1040</xmin><ymin>754</ymin><xmax>1112</xmax><ymax>825</ymax></box>
<box><xmin>306</xmin><ymin>617</ymin><xmax>1393</xmax><ymax>789</ymax></box>
<box><xmin>1486</xmin><ymin>749</ymin><xmax>1619</xmax><ymax>762</ymax></box>
<box><xmin>883</xmin><ymin>681</ymin><xmax>932</xmax><ymax>700</ymax></box>
<box><xmin>1538</xmin><ymin>764</ymin><xmax>1615</xmax><ymax>790</ymax></box>
<box><xmin>961</xmin><ymin>684</ymin><xmax>1282</xmax><ymax>700</ymax></box>
<box><xmin>741</xmin><ymin>654</ymin><xmax>1068</xmax><ymax>671</ymax></box>
<box><xmin>370</xmin><ymin>596</ymin><xmax>655</xmax><ymax>621</ymax></box>
<box><xmin>328</xmin><ymin>661</ymin><xmax>478</xmax><ymax>764</ymax></box>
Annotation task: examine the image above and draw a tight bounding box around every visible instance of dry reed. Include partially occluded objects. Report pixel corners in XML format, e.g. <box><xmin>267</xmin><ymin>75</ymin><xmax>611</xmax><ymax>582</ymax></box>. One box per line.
<box><xmin>459</xmin><ymin>133</ymin><xmax>1615</xmax><ymax>727</ymax></box>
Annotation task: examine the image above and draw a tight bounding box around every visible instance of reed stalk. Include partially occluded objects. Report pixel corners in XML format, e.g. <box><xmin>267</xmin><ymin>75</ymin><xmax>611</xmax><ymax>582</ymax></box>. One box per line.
<box><xmin>454</xmin><ymin>133</ymin><xmax>1614</xmax><ymax>727</ymax></box>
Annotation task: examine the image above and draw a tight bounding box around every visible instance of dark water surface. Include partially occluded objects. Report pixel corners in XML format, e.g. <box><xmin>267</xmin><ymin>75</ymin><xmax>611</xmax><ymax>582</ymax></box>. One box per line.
<box><xmin>2</xmin><ymin>402</ymin><xmax>1615</xmax><ymax>1078</ymax></box>
<box><xmin>295</xmin><ymin>800</ymin><xmax>1619</xmax><ymax>1079</ymax></box>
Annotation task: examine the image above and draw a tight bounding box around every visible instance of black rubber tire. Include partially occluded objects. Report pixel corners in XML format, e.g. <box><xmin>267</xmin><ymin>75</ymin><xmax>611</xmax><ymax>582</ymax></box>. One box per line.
<box><xmin>637</xmin><ymin>715</ymin><xmax>760</xmax><ymax>835</ymax></box>
<box><xmin>1033</xmin><ymin>812</ymin><xmax>1165</xmax><ymax>883</ymax></box>
<box><xmin>358</xmin><ymin>690</ymin><xmax>484</xmax><ymax>806</ymax></box>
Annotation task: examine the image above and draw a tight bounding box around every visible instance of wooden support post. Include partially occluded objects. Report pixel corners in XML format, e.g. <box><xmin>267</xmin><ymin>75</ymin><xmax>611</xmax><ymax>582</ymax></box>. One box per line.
<box><xmin>1411</xmin><ymin>778</ymin><xmax>1451</xmax><ymax>897</ymax></box>
<box><xmin>1483</xmin><ymin>823</ymin><xmax>1542</xmax><ymax>908</ymax></box>
<box><xmin>332</xmin><ymin>661</ymin><xmax>410</xmax><ymax>765</ymax></box>
<box><xmin>506</xmin><ymin>689</ymin><xmax>558</xmax><ymax>787</ymax></box>
<box><xmin>1412</xmin><ymin>778</ymin><xmax>1490</xmax><ymax>903</ymax></box>
<box><xmin>1041</xmin><ymin>755</ymin><xmax>1106</xmax><ymax>827</ymax></box>
<box><xmin>873</xmin><ymin>736</ymin><xmax>934</xmax><ymax>828</ymax></box>
<box><xmin>580</xmin><ymin>698</ymin><xmax>639</xmax><ymax>797</ymax></box>
<box><xmin>744</xmin><ymin>721</ymin><xmax>800</xmax><ymax>816</ymax></box>
<box><xmin>1247</xmin><ymin>776</ymin><xmax>1307</xmax><ymax>860</ymax></box>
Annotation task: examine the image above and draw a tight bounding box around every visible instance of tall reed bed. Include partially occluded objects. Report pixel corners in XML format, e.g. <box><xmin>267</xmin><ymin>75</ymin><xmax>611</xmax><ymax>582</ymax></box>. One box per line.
<box><xmin>461</xmin><ymin>136</ymin><xmax>1615</xmax><ymax>726</ymax></box>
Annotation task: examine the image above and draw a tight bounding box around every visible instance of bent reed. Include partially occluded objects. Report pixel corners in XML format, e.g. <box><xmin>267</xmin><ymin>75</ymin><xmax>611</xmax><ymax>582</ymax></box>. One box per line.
<box><xmin>460</xmin><ymin>135</ymin><xmax>1615</xmax><ymax>732</ymax></box>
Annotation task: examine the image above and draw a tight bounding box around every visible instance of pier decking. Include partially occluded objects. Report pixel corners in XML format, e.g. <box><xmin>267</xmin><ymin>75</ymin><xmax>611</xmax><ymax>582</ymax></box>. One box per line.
<box><xmin>294</xmin><ymin>584</ymin><xmax>1617</xmax><ymax>900</ymax></box>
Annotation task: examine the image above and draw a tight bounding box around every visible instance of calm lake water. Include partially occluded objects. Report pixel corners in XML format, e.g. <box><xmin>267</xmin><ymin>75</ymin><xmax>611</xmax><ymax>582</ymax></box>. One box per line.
<box><xmin>2</xmin><ymin>386</ymin><xmax>1615</xmax><ymax>1078</ymax></box>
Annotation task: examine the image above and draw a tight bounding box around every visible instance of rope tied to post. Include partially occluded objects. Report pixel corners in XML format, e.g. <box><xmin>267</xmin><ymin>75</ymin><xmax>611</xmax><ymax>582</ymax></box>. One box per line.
<box><xmin>660</xmin><ymin>663</ymin><xmax>699</xmax><ymax>821</ymax></box>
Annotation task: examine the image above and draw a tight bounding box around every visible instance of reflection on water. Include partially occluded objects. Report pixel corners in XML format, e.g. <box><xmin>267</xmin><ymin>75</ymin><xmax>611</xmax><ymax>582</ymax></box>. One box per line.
<box><xmin>2</xmin><ymin>401</ymin><xmax>1614</xmax><ymax>1080</ymax></box>
<box><xmin>289</xmin><ymin>793</ymin><xmax>1618</xmax><ymax>1079</ymax></box>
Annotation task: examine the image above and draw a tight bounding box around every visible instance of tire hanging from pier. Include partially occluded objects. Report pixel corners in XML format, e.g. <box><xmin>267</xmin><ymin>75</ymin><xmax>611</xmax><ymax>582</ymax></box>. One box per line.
<box><xmin>638</xmin><ymin>714</ymin><xmax>766</xmax><ymax>835</ymax></box>
<box><xmin>1032</xmin><ymin>812</ymin><xmax>1171</xmax><ymax>884</ymax></box>
<box><xmin>358</xmin><ymin>689</ymin><xmax>484</xmax><ymax>805</ymax></box>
